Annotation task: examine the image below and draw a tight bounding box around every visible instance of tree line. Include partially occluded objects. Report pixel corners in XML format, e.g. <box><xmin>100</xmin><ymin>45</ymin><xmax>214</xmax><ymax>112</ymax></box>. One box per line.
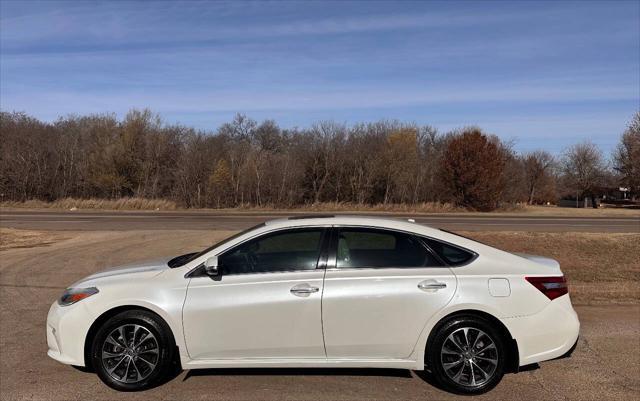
<box><xmin>1</xmin><ymin>109</ymin><xmax>638</xmax><ymax>211</ymax></box>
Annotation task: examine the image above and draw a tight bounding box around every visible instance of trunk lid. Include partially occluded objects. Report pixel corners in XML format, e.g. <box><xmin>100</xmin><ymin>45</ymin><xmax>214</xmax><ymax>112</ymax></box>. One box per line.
<box><xmin>512</xmin><ymin>252</ymin><xmax>561</xmax><ymax>272</ymax></box>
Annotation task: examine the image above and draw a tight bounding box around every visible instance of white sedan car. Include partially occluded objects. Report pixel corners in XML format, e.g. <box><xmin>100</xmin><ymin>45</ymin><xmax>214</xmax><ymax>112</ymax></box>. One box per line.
<box><xmin>47</xmin><ymin>216</ymin><xmax>579</xmax><ymax>394</ymax></box>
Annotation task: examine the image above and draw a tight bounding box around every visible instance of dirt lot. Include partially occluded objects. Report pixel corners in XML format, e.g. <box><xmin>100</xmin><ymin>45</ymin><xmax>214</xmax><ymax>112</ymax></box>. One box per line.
<box><xmin>0</xmin><ymin>229</ymin><xmax>638</xmax><ymax>400</ymax></box>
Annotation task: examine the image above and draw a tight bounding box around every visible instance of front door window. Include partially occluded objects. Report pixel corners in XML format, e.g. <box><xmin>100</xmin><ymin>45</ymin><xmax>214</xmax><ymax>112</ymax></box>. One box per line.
<box><xmin>219</xmin><ymin>228</ymin><xmax>326</xmax><ymax>274</ymax></box>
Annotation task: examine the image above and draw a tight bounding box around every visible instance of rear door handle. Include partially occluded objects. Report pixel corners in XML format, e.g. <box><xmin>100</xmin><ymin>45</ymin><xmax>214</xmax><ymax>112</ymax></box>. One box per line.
<box><xmin>418</xmin><ymin>281</ymin><xmax>447</xmax><ymax>291</ymax></box>
<box><xmin>290</xmin><ymin>284</ymin><xmax>319</xmax><ymax>297</ymax></box>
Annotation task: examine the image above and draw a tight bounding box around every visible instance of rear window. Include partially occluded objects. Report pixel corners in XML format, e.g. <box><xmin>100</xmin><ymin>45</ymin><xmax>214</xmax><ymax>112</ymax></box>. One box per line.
<box><xmin>422</xmin><ymin>238</ymin><xmax>476</xmax><ymax>266</ymax></box>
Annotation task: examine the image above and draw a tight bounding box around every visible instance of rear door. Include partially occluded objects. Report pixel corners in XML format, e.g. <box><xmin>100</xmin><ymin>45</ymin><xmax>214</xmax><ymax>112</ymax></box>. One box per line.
<box><xmin>321</xmin><ymin>226</ymin><xmax>457</xmax><ymax>359</ymax></box>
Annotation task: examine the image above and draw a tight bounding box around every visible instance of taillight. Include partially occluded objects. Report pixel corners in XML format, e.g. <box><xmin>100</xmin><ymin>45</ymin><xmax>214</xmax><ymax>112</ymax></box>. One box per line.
<box><xmin>525</xmin><ymin>276</ymin><xmax>568</xmax><ymax>300</ymax></box>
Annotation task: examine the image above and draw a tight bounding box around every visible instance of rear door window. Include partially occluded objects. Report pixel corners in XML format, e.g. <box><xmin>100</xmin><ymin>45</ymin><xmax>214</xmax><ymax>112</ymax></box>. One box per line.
<box><xmin>335</xmin><ymin>228</ymin><xmax>442</xmax><ymax>268</ymax></box>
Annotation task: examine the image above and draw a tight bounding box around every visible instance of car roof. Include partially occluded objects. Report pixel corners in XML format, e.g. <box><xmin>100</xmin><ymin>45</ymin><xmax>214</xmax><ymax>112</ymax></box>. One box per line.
<box><xmin>262</xmin><ymin>215</ymin><xmax>443</xmax><ymax>236</ymax></box>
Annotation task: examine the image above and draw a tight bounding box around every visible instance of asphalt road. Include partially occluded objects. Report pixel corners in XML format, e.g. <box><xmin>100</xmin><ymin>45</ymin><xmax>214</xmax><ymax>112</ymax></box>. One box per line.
<box><xmin>0</xmin><ymin>229</ymin><xmax>638</xmax><ymax>401</ymax></box>
<box><xmin>1</xmin><ymin>210</ymin><xmax>639</xmax><ymax>232</ymax></box>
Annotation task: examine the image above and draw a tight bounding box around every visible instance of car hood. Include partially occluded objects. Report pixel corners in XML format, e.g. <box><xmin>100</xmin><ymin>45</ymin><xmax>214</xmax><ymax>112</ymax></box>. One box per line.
<box><xmin>71</xmin><ymin>258</ymin><xmax>170</xmax><ymax>287</ymax></box>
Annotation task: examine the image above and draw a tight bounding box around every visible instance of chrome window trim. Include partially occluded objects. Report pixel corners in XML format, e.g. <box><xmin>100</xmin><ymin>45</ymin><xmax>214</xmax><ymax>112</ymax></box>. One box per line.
<box><xmin>188</xmin><ymin>266</ymin><xmax>323</xmax><ymax>279</ymax></box>
<box><xmin>325</xmin><ymin>266</ymin><xmax>445</xmax><ymax>272</ymax></box>
<box><xmin>185</xmin><ymin>224</ymin><xmax>479</xmax><ymax>278</ymax></box>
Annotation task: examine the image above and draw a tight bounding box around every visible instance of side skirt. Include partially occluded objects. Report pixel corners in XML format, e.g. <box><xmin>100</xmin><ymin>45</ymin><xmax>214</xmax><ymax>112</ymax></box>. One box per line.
<box><xmin>182</xmin><ymin>358</ymin><xmax>418</xmax><ymax>370</ymax></box>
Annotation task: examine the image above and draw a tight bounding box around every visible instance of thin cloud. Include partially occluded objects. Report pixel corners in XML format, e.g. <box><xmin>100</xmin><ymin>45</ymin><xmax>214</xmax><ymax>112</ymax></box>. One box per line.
<box><xmin>0</xmin><ymin>2</ymin><xmax>557</xmax><ymax>52</ymax></box>
<box><xmin>1</xmin><ymin>0</ymin><xmax>637</xmax><ymax>155</ymax></box>
<box><xmin>3</xmin><ymin>79</ymin><xmax>636</xmax><ymax>116</ymax></box>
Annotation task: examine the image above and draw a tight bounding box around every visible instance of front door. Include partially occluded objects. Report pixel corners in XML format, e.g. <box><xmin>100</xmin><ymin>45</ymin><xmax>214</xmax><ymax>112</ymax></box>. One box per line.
<box><xmin>322</xmin><ymin>227</ymin><xmax>457</xmax><ymax>359</ymax></box>
<box><xmin>182</xmin><ymin>227</ymin><xmax>328</xmax><ymax>360</ymax></box>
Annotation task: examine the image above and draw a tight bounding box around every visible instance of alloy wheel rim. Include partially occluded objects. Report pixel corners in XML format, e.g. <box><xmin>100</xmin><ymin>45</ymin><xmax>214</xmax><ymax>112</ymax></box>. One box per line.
<box><xmin>440</xmin><ymin>327</ymin><xmax>499</xmax><ymax>387</ymax></box>
<box><xmin>101</xmin><ymin>324</ymin><xmax>159</xmax><ymax>383</ymax></box>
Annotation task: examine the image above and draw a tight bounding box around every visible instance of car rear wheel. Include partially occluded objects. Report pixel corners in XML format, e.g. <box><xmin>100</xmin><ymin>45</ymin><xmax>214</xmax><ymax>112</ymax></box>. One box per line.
<box><xmin>91</xmin><ymin>310</ymin><xmax>175</xmax><ymax>391</ymax></box>
<box><xmin>427</xmin><ymin>315</ymin><xmax>506</xmax><ymax>394</ymax></box>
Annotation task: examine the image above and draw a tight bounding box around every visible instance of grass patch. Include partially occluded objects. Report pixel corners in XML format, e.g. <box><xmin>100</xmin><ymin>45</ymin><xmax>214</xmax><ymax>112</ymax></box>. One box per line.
<box><xmin>1</xmin><ymin>197</ymin><xmax>178</xmax><ymax>211</ymax></box>
<box><xmin>2</xmin><ymin>198</ymin><xmax>639</xmax><ymax>217</ymax></box>
<box><xmin>515</xmin><ymin>205</ymin><xmax>640</xmax><ymax>217</ymax></box>
<box><xmin>461</xmin><ymin>231</ymin><xmax>640</xmax><ymax>305</ymax></box>
<box><xmin>0</xmin><ymin>228</ymin><xmax>69</xmax><ymax>251</ymax></box>
<box><xmin>253</xmin><ymin>201</ymin><xmax>467</xmax><ymax>213</ymax></box>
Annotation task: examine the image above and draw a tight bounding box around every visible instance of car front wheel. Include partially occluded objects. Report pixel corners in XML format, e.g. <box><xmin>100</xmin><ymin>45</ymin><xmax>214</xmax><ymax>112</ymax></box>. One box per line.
<box><xmin>91</xmin><ymin>310</ymin><xmax>175</xmax><ymax>391</ymax></box>
<box><xmin>427</xmin><ymin>315</ymin><xmax>506</xmax><ymax>394</ymax></box>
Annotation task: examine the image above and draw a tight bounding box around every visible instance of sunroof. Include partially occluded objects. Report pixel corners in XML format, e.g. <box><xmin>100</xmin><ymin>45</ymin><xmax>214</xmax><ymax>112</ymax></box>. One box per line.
<box><xmin>288</xmin><ymin>214</ymin><xmax>335</xmax><ymax>220</ymax></box>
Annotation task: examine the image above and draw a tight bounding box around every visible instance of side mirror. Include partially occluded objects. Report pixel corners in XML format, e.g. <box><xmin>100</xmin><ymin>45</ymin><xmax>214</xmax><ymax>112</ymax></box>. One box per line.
<box><xmin>204</xmin><ymin>256</ymin><xmax>219</xmax><ymax>276</ymax></box>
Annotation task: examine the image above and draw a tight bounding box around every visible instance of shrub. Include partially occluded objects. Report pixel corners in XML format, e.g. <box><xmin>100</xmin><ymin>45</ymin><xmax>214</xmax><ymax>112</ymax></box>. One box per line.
<box><xmin>440</xmin><ymin>128</ymin><xmax>506</xmax><ymax>211</ymax></box>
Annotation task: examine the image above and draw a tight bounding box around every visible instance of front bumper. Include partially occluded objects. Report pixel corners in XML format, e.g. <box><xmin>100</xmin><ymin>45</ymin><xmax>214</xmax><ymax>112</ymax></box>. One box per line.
<box><xmin>46</xmin><ymin>301</ymin><xmax>93</xmax><ymax>366</ymax></box>
<box><xmin>501</xmin><ymin>295</ymin><xmax>580</xmax><ymax>366</ymax></box>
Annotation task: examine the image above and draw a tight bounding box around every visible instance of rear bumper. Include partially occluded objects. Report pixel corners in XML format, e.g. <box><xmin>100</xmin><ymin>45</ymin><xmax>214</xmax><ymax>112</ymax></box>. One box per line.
<box><xmin>554</xmin><ymin>335</ymin><xmax>579</xmax><ymax>360</ymax></box>
<box><xmin>501</xmin><ymin>295</ymin><xmax>580</xmax><ymax>366</ymax></box>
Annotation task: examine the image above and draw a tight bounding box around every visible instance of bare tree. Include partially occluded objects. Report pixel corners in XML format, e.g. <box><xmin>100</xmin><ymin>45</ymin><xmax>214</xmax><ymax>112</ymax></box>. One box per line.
<box><xmin>499</xmin><ymin>140</ymin><xmax>529</xmax><ymax>204</ymax></box>
<box><xmin>208</xmin><ymin>159</ymin><xmax>233</xmax><ymax>208</ymax></box>
<box><xmin>302</xmin><ymin>122</ymin><xmax>345</xmax><ymax>204</ymax></box>
<box><xmin>562</xmin><ymin>142</ymin><xmax>607</xmax><ymax>208</ymax></box>
<box><xmin>523</xmin><ymin>150</ymin><xmax>556</xmax><ymax>204</ymax></box>
<box><xmin>613</xmin><ymin>112</ymin><xmax>640</xmax><ymax>196</ymax></box>
<box><xmin>382</xmin><ymin>128</ymin><xmax>420</xmax><ymax>204</ymax></box>
<box><xmin>219</xmin><ymin>114</ymin><xmax>257</xmax><ymax>205</ymax></box>
<box><xmin>1</xmin><ymin>108</ymin><xmax>620</xmax><ymax>210</ymax></box>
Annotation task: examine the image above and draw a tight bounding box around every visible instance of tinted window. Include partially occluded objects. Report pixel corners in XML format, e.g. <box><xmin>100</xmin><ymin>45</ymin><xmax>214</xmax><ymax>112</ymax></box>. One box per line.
<box><xmin>168</xmin><ymin>223</ymin><xmax>266</xmax><ymax>268</ymax></box>
<box><xmin>219</xmin><ymin>228</ymin><xmax>325</xmax><ymax>274</ymax></box>
<box><xmin>336</xmin><ymin>228</ymin><xmax>441</xmax><ymax>268</ymax></box>
<box><xmin>423</xmin><ymin>238</ymin><xmax>476</xmax><ymax>266</ymax></box>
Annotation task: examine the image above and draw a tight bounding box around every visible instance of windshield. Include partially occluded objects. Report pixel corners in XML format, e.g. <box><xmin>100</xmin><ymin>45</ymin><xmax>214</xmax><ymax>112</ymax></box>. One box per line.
<box><xmin>168</xmin><ymin>223</ymin><xmax>266</xmax><ymax>268</ymax></box>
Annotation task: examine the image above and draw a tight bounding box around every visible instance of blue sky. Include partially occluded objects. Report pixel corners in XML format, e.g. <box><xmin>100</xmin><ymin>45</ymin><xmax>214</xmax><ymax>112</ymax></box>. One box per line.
<box><xmin>1</xmin><ymin>0</ymin><xmax>638</xmax><ymax>154</ymax></box>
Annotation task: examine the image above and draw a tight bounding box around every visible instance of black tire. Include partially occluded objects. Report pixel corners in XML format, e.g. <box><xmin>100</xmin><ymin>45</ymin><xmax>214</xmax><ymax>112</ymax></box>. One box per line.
<box><xmin>91</xmin><ymin>310</ymin><xmax>175</xmax><ymax>391</ymax></box>
<box><xmin>426</xmin><ymin>315</ymin><xmax>506</xmax><ymax>395</ymax></box>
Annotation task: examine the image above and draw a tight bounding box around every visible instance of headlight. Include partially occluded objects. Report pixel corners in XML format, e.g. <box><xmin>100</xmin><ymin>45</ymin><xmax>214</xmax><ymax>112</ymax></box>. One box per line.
<box><xmin>58</xmin><ymin>287</ymin><xmax>99</xmax><ymax>306</ymax></box>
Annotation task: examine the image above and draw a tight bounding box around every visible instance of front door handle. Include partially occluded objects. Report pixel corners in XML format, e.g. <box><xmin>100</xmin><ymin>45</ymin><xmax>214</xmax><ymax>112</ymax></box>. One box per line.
<box><xmin>418</xmin><ymin>280</ymin><xmax>447</xmax><ymax>291</ymax></box>
<box><xmin>290</xmin><ymin>284</ymin><xmax>320</xmax><ymax>297</ymax></box>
